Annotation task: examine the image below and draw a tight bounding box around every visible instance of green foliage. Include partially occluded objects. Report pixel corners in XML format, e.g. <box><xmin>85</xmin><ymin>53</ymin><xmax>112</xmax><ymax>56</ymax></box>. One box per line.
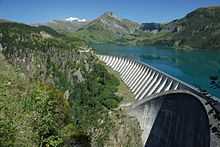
<box><xmin>171</xmin><ymin>7</ymin><xmax>220</xmax><ymax>49</ymax></box>
<box><xmin>60</xmin><ymin>123</ymin><xmax>84</xmax><ymax>140</ymax></box>
<box><xmin>0</xmin><ymin>54</ymin><xmax>27</xmax><ymax>146</ymax></box>
<box><xmin>0</xmin><ymin>21</ymin><xmax>123</xmax><ymax>146</ymax></box>
<box><xmin>25</xmin><ymin>83</ymin><xmax>67</xmax><ymax>146</ymax></box>
<box><xmin>0</xmin><ymin>22</ymin><xmax>86</xmax><ymax>54</ymax></box>
<box><xmin>0</xmin><ymin>53</ymin><xmax>72</xmax><ymax>147</ymax></box>
<box><xmin>70</xmin><ymin>63</ymin><xmax>122</xmax><ymax>145</ymax></box>
<box><xmin>0</xmin><ymin>118</ymin><xmax>15</xmax><ymax>147</ymax></box>
<box><xmin>42</xmin><ymin>136</ymin><xmax>63</xmax><ymax>147</ymax></box>
<box><xmin>0</xmin><ymin>55</ymin><xmax>72</xmax><ymax>146</ymax></box>
<box><xmin>72</xmin><ymin>28</ymin><xmax>117</xmax><ymax>44</ymax></box>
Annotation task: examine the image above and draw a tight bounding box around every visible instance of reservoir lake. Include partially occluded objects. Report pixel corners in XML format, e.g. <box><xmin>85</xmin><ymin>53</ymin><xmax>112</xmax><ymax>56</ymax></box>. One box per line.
<box><xmin>93</xmin><ymin>44</ymin><xmax>220</xmax><ymax>98</ymax></box>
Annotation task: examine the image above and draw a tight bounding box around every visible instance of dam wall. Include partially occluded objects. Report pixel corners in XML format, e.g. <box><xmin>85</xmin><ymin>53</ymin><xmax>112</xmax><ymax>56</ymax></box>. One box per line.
<box><xmin>98</xmin><ymin>55</ymin><xmax>201</xmax><ymax>100</ymax></box>
<box><xmin>144</xmin><ymin>93</ymin><xmax>210</xmax><ymax>147</ymax></box>
<box><xmin>98</xmin><ymin>55</ymin><xmax>214</xmax><ymax>147</ymax></box>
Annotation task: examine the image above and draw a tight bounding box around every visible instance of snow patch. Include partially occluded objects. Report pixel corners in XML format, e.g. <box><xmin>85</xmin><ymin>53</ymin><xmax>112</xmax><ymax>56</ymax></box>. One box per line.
<box><xmin>65</xmin><ymin>17</ymin><xmax>87</xmax><ymax>22</ymax></box>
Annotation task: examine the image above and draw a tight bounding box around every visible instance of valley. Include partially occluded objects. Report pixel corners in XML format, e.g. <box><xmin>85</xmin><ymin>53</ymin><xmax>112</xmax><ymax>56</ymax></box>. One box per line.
<box><xmin>0</xmin><ymin>3</ymin><xmax>220</xmax><ymax>147</ymax></box>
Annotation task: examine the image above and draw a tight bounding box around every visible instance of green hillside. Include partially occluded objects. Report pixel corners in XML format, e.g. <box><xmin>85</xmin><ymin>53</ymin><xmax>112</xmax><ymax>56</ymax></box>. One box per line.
<box><xmin>168</xmin><ymin>6</ymin><xmax>220</xmax><ymax>49</ymax></box>
<box><xmin>137</xmin><ymin>6</ymin><xmax>220</xmax><ymax>49</ymax></box>
<box><xmin>68</xmin><ymin>12</ymin><xmax>140</xmax><ymax>44</ymax></box>
<box><xmin>0</xmin><ymin>21</ymin><xmax>141</xmax><ymax>146</ymax></box>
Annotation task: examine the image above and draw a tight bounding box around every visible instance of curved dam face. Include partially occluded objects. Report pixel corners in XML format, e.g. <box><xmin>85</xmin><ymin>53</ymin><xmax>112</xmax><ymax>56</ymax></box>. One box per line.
<box><xmin>145</xmin><ymin>93</ymin><xmax>210</xmax><ymax>147</ymax></box>
<box><xmin>97</xmin><ymin>55</ymin><xmax>201</xmax><ymax>101</ymax></box>
<box><xmin>97</xmin><ymin>55</ymin><xmax>211</xmax><ymax>146</ymax></box>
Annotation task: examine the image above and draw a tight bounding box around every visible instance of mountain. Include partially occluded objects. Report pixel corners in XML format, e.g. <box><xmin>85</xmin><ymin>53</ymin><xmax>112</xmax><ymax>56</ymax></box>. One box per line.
<box><xmin>139</xmin><ymin>6</ymin><xmax>220</xmax><ymax>49</ymax></box>
<box><xmin>70</xmin><ymin>12</ymin><xmax>140</xmax><ymax>43</ymax></box>
<box><xmin>166</xmin><ymin>6</ymin><xmax>220</xmax><ymax>49</ymax></box>
<box><xmin>47</xmin><ymin>18</ymin><xmax>89</xmax><ymax>33</ymax></box>
<box><xmin>0</xmin><ymin>19</ymin><xmax>11</xmax><ymax>23</ymax></box>
<box><xmin>75</xmin><ymin>7</ymin><xmax>220</xmax><ymax>49</ymax></box>
<box><xmin>45</xmin><ymin>7</ymin><xmax>220</xmax><ymax>49</ymax></box>
<box><xmin>87</xmin><ymin>12</ymin><xmax>139</xmax><ymax>34</ymax></box>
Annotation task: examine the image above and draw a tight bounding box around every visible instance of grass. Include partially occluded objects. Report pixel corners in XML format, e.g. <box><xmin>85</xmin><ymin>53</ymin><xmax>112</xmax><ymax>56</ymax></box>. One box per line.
<box><xmin>0</xmin><ymin>53</ymin><xmax>34</xmax><ymax>146</ymax></box>
<box><xmin>99</xmin><ymin>62</ymin><xmax>135</xmax><ymax>103</ymax></box>
<box><xmin>97</xmin><ymin>61</ymin><xmax>142</xmax><ymax>147</ymax></box>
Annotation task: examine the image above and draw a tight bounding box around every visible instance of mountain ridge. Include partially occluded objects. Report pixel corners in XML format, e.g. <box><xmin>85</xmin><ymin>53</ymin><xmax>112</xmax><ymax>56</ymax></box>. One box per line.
<box><xmin>32</xmin><ymin>7</ymin><xmax>220</xmax><ymax>49</ymax></box>
<box><xmin>46</xmin><ymin>19</ymin><xmax>90</xmax><ymax>33</ymax></box>
<box><xmin>159</xmin><ymin>6</ymin><xmax>220</xmax><ymax>49</ymax></box>
<box><xmin>70</xmin><ymin>11</ymin><xmax>140</xmax><ymax>43</ymax></box>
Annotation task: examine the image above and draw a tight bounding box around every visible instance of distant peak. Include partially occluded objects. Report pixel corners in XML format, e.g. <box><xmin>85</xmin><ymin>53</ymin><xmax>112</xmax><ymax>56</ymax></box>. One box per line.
<box><xmin>103</xmin><ymin>11</ymin><xmax>114</xmax><ymax>16</ymax></box>
<box><xmin>100</xmin><ymin>11</ymin><xmax>121</xmax><ymax>20</ymax></box>
<box><xmin>0</xmin><ymin>19</ymin><xmax>11</xmax><ymax>23</ymax></box>
<box><xmin>65</xmin><ymin>17</ymin><xmax>87</xmax><ymax>22</ymax></box>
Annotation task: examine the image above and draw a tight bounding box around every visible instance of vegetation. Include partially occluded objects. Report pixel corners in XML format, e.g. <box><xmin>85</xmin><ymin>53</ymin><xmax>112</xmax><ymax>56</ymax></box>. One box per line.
<box><xmin>0</xmin><ymin>54</ymin><xmax>69</xmax><ymax>146</ymax></box>
<box><xmin>169</xmin><ymin>6</ymin><xmax>220</xmax><ymax>49</ymax></box>
<box><xmin>103</xmin><ymin>64</ymin><xmax>134</xmax><ymax>102</ymax></box>
<box><xmin>70</xmin><ymin>63</ymin><xmax>122</xmax><ymax>146</ymax></box>
<box><xmin>132</xmin><ymin>6</ymin><xmax>220</xmax><ymax>49</ymax></box>
<box><xmin>0</xmin><ymin>21</ymin><xmax>138</xmax><ymax>146</ymax></box>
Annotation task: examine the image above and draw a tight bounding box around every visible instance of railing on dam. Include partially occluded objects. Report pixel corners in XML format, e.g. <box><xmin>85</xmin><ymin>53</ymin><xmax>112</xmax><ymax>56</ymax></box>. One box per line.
<box><xmin>97</xmin><ymin>55</ymin><xmax>219</xmax><ymax>102</ymax></box>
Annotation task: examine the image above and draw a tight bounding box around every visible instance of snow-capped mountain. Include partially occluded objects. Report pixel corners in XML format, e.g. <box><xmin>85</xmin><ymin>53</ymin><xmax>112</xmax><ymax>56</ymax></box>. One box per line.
<box><xmin>46</xmin><ymin>17</ymin><xmax>89</xmax><ymax>33</ymax></box>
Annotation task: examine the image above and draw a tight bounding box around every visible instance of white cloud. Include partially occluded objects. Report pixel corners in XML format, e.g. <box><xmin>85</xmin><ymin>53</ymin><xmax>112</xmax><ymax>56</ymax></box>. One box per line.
<box><xmin>65</xmin><ymin>17</ymin><xmax>87</xmax><ymax>22</ymax></box>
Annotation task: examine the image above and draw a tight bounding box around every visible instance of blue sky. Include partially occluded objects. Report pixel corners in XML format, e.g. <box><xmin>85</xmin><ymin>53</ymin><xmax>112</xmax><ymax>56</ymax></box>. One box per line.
<box><xmin>0</xmin><ymin>0</ymin><xmax>220</xmax><ymax>24</ymax></box>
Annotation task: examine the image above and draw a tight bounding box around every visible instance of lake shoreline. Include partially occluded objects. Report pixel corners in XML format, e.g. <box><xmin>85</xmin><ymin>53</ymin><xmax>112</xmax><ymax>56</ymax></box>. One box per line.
<box><xmin>93</xmin><ymin>44</ymin><xmax>220</xmax><ymax>99</ymax></box>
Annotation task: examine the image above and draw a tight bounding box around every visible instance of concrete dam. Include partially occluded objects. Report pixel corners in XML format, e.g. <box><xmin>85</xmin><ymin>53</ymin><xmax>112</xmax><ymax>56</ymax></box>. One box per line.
<box><xmin>98</xmin><ymin>55</ymin><xmax>220</xmax><ymax>147</ymax></box>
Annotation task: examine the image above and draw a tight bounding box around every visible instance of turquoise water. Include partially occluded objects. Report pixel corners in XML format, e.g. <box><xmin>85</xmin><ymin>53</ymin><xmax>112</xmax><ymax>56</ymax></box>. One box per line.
<box><xmin>92</xmin><ymin>44</ymin><xmax>220</xmax><ymax>98</ymax></box>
